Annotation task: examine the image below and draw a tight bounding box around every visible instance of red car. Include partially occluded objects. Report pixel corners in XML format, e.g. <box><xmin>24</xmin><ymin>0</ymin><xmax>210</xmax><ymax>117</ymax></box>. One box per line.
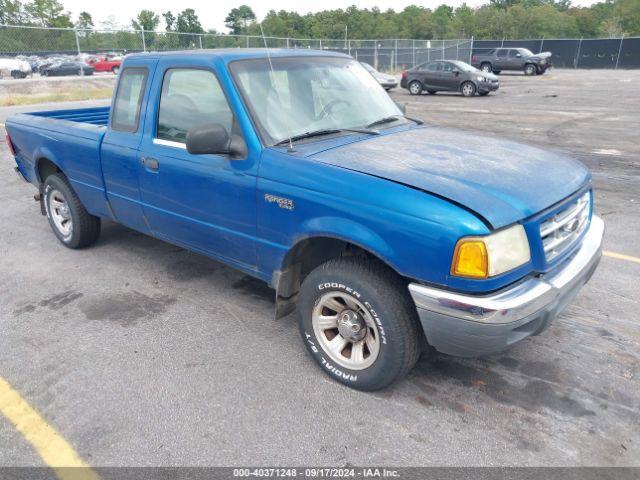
<box><xmin>87</xmin><ymin>57</ymin><xmax>122</xmax><ymax>74</ymax></box>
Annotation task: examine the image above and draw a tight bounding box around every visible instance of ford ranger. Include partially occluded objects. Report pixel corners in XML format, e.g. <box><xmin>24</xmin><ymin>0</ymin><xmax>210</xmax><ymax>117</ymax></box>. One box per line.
<box><xmin>5</xmin><ymin>49</ymin><xmax>603</xmax><ymax>391</ymax></box>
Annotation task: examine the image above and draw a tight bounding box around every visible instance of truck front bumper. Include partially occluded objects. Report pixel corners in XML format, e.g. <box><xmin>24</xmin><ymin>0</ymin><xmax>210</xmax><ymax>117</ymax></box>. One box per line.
<box><xmin>408</xmin><ymin>215</ymin><xmax>604</xmax><ymax>357</ymax></box>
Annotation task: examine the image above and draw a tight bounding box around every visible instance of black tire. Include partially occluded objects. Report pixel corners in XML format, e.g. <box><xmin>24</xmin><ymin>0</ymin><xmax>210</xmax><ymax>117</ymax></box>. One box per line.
<box><xmin>112</xmin><ymin>66</ymin><xmax>120</xmax><ymax>75</ymax></box>
<box><xmin>480</xmin><ymin>62</ymin><xmax>492</xmax><ymax>73</ymax></box>
<box><xmin>408</xmin><ymin>80</ymin><xmax>423</xmax><ymax>95</ymax></box>
<box><xmin>461</xmin><ymin>81</ymin><xmax>477</xmax><ymax>97</ymax></box>
<box><xmin>427</xmin><ymin>90</ymin><xmax>437</xmax><ymax>95</ymax></box>
<box><xmin>297</xmin><ymin>257</ymin><xmax>422</xmax><ymax>391</ymax></box>
<box><xmin>493</xmin><ymin>70</ymin><xmax>501</xmax><ymax>74</ymax></box>
<box><xmin>43</xmin><ymin>173</ymin><xmax>101</xmax><ymax>249</ymax></box>
<box><xmin>478</xmin><ymin>91</ymin><xmax>490</xmax><ymax>96</ymax></box>
<box><xmin>524</xmin><ymin>64</ymin><xmax>537</xmax><ymax>76</ymax></box>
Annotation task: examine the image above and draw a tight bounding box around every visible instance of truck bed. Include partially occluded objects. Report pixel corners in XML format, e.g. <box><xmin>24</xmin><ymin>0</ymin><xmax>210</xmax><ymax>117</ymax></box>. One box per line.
<box><xmin>6</xmin><ymin>106</ymin><xmax>112</xmax><ymax>220</ymax></box>
<box><xmin>27</xmin><ymin>106</ymin><xmax>110</xmax><ymax>126</ymax></box>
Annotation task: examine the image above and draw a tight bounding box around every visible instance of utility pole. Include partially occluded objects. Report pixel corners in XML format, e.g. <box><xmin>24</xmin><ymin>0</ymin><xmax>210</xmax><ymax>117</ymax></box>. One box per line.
<box><xmin>575</xmin><ymin>37</ymin><xmax>583</xmax><ymax>68</ymax></box>
<box><xmin>615</xmin><ymin>36</ymin><xmax>624</xmax><ymax>69</ymax></box>
<box><xmin>140</xmin><ymin>29</ymin><xmax>146</xmax><ymax>52</ymax></box>
<box><xmin>74</xmin><ymin>28</ymin><xmax>81</xmax><ymax>55</ymax></box>
<box><xmin>469</xmin><ymin>36</ymin><xmax>474</xmax><ymax>63</ymax></box>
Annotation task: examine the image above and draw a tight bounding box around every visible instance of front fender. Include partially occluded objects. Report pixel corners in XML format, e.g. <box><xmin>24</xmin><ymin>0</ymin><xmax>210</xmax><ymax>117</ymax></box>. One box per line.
<box><xmin>295</xmin><ymin>216</ymin><xmax>397</xmax><ymax>270</ymax></box>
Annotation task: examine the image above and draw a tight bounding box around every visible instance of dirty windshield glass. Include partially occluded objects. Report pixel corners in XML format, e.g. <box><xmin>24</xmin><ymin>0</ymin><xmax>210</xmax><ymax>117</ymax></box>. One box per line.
<box><xmin>230</xmin><ymin>56</ymin><xmax>403</xmax><ymax>145</ymax></box>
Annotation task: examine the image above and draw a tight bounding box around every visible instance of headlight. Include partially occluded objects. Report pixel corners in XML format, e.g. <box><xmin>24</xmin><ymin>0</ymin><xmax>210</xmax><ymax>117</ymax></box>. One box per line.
<box><xmin>451</xmin><ymin>224</ymin><xmax>531</xmax><ymax>279</ymax></box>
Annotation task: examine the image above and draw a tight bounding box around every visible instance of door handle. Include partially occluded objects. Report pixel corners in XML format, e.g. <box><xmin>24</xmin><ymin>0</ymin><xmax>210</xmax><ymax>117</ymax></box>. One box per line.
<box><xmin>141</xmin><ymin>157</ymin><xmax>159</xmax><ymax>171</ymax></box>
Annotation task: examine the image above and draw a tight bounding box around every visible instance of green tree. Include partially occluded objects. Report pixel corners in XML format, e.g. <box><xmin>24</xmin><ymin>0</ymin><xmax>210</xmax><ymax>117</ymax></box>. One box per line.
<box><xmin>225</xmin><ymin>5</ymin><xmax>256</xmax><ymax>34</ymax></box>
<box><xmin>429</xmin><ymin>5</ymin><xmax>454</xmax><ymax>38</ymax></box>
<box><xmin>132</xmin><ymin>9</ymin><xmax>159</xmax><ymax>32</ymax></box>
<box><xmin>0</xmin><ymin>0</ymin><xmax>28</xmax><ymax>24</ymax></box>
<box><xmin>25</xmin><ymin>0</ymin><xmax>72</xmax><ymax>27</ymax></box>
<box><xmin>176</xmin><ymin>8</ymin><xmax>203</xmax><ymax>33</ymax></box>
<box><xmin>76</xmin><ymin>11</ymin><xmax>93</xmax><ymax>30</ymax></box>
<box><xmin>614</xmin><ymin>0</ymin><xmax>640</xmax><ymax>35</ymax></box>
<box><xmin>163</xmin><ymin>11</ymin><xmax>175</xmax><ymax>31</ymax></box>
<box><xmin>451</xmin><ymin>4</ymin><xmax>476</xmax><ymax>37</ymax></box>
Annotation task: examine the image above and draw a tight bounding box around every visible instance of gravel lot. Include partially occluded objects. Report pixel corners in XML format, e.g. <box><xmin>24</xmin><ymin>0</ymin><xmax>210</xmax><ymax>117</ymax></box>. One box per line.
<box><xmin>0</xmin><ymin>69</ymin><xmax>638</xmax><ymax>467</ymax></box>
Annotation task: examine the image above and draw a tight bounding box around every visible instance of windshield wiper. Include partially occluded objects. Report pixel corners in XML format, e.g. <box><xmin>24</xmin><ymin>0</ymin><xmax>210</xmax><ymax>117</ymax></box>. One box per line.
<box><xmin>273</xmin><ymin>128</ymin><xmax>378</xmax><ymax>147</ymax></box>
<box><xmin>365</xmin><ymin>114</ymin><xmax>424</xmax><ymax>129</ymax></box>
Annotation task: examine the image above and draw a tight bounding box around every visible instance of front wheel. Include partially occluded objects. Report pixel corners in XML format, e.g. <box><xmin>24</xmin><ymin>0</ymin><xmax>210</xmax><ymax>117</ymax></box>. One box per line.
<box><xmin>461</xmin><ymin>81</ymin><xmax>477</xmax><ymax>97</ymax></box>
<box><xmin>524</xmin><ymin>64</ymin><xmax>537</xmax><ymax>76</ymax></box>
<box><xmin>408</xmin><ymin>80</ymin><xmax>423</xmax><ymax>95</ymax></box>
<box><xmin>297</xmin><ymin>258</ymin><xmax>422</xmax><ymax>391</ymax></box>
<box><xmin>427</xmin><ymin>90</ymin><xmax>437</xmax><ymax>95</ymax></box>
<box><xmin>43</xmin><ymin>173</ymin><xmax>101</xmax><ymax>249</ymax></box>
<box><xmin>478</xmin><ymin>91</ymin><xmax>490</xmax><ymax>96</ymax></box>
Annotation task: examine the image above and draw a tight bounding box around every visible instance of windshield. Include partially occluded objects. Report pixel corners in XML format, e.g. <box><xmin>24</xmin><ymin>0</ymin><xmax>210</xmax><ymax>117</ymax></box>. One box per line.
<box><xmin>450</xmin><ymin>60</ymin><xmax>478</xmax><ymax>73</ymax></box>
<box><xmin>230</xmin><ymin>56</ymin><xmax>403</xmax><ymax>145</ymax></box>
<box><xmin>521</xmin><ymin>49</ymin><xmax>534</xmax><ymax>56</ymax></box>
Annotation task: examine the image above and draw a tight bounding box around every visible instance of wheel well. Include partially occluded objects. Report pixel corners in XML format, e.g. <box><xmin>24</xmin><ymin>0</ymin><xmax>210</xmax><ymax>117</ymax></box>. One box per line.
<box><xmin>36</xmin><ymin>158</ymin><xmax>61</xmax><ymax>183</ymax></box>
<box><xmin>274</xmin><ymin>237</ymin><xmax>395</xmax><ymax>300</ymax></box>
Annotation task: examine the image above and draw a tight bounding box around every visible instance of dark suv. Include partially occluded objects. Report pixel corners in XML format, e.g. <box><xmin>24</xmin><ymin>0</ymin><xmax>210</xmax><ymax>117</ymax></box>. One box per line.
<box><xmin>400</xmin><ymin>60</ymin><xmax>499</xmax><ymax>97</ymax></box>
<box><xmin>471</xmin><ymin>48</ymin><xmax>552</xmax><ymax>75</ymax></box>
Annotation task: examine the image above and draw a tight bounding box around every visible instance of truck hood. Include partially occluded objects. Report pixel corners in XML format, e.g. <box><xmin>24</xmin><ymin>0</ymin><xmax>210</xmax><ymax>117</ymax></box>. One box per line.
<box><xmin>309</xmin><ymin>126</ymin><xmax>590</xmax><ymax>228</ymax></box>
<box><xmin>531</xmin><ymin>51</ymin><xmax>552</xmax><ymax>60</ymax></box>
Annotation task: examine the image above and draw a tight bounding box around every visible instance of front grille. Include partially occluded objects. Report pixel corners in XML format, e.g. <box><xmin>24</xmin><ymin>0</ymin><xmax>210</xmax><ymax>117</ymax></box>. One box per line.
<box><xmin>539</xmin><ymin>192</ymin><xmax>590</xmax><ymax>262</ymax></box>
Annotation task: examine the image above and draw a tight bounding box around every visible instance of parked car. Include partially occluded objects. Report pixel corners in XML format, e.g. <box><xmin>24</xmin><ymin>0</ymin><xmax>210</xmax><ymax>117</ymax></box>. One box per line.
<box><xmin>360</xmin><ymin>62</ymin><xmax>398</xmax><ymax>90</ymax></box>
<box><xmin>41</xmin><ymin>61</ymin><xmax>94</xmax><ymax>77</ymax></box>
<box><xmin>401</xmin><ymin>60</ymin><xmax>499</xmax><ymax>97</ymax></box>
<box><xmin>6</xmin><ymin>49</ymin><xmax>603</xmax><ymax>391</ymax></box>
<box><xmin>471</xmin><ymin>48</ymin><xmax>552</xmax><ymax>75</ymax></box>
<box><xmin>88</xmin><ymin>56</ymin><xmax>122</xmax><ymax>74</ymax></box>
<box><xmin>0</xmin><ymin>58</ymin><xmax>32</xmax><ymax>79</ymax></box>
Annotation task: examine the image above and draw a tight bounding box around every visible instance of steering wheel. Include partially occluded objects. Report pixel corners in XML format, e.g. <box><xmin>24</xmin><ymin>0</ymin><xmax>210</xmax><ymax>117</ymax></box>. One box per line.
<box><xmin>316</xmin><ymin>99</ymin><xmax>351</xmax><ymax>121</ymax></box>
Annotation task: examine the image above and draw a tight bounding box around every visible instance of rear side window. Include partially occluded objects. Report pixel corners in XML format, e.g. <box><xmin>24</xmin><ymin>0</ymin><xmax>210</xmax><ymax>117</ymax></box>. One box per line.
<box><xmin>157</xmin><ymin>68</ymin><xmax>233</xmax><ymax>144</ymax></box>
<box><xmin>111</xmin><ymin>68</ymin><xmax>148</xmax><ymax>132</ymax></box>
<box><xmin>497</xmin><ymin>49</ymin><xmax>508</xmax><ymax>58</ymax></box>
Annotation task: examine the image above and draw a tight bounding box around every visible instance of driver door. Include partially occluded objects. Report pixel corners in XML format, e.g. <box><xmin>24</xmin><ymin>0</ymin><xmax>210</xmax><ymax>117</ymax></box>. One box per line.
<box><xmin>137</xmin><ymin>62</ymin><xmax>258</xmax><ymax>269</ymax></box>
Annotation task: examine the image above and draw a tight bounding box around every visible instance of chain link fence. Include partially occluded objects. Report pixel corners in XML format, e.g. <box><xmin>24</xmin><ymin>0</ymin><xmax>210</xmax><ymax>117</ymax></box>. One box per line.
<box><xmin>1</xmin><ymin>24</ymin><xmax>639</xmax><ymax>70</ymax></box>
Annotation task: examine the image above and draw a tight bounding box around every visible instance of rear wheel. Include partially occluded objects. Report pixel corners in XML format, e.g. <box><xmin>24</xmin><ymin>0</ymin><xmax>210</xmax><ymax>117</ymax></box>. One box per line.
<box><xmin>480</xmin><ymin>63</ymin><xmax>492</xmax><ymax>73</ymax></box>
<box><xmin>524</xmin><ymin>64</ymin><xmax>537</xmax><ymax>76</ymax></box>
<box><xmin>43</xmin><ymin>173</ymin><xmax>101</xmax><ymax>249</ymax></box>
<box><xmin>408</xmin><ymin>80</ymin><xmax>423</xmax><ymax>95</ymax></box>
<box><xmin>493</xmin><ymin>70</ymin><xmax>501</xmax><ymax>74</ymax></box>
<box><xmin>297</xmin><ymin>258</ymin><xmax>422</xmax><ymax>391</ymax></box>
<box><xmin>461</xmin><ymin>81</ymin><xmax>476</xmax><ymax>97</ymax></box>
<box><xmin>427</xmin><ymin>90</ymin><xmax>437</xmax><ymax>95</ymax></box>
<box><xmin>112</xmin><ymin>66</ymin><xmax>120</xmax><ymax>75</ymax></box>
<box><xmin>478</xmin><ymin>91</ymin><xmax>490</xmax><ymax>96</ymax></box>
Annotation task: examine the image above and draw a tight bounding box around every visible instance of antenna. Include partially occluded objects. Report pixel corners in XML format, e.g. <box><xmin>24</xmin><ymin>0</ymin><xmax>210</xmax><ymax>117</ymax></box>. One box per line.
<box><xmin>260</xmin><ymin>22</ymin><xmax>294</xmax><ymax>152</ymax></box>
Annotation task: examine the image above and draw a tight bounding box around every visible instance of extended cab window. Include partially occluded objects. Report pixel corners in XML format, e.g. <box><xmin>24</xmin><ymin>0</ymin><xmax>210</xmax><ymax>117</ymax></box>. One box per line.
<box><xmin>111</xmin><ymin>68</ymin><xmax>147</xmax><ymax>132</ymax></box>
<box><xmin>157</xmin><ymin>68</ymin><xmax>233</xmax><ymax>144</ymax></box>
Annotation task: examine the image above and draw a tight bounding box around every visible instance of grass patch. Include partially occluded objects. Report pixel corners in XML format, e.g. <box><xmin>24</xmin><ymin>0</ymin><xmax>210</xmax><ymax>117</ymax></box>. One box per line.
<box><xmin>0</xmin><ymin>88</ymin><xmax>113</xmax><ymax>106</ymax></box>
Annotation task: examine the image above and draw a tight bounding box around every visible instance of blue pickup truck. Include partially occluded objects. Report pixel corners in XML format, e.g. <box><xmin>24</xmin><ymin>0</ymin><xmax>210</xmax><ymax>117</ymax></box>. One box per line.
<box><xmin>5</xmin><ymin>49</ymin><xmax>604</xmax><ymax>390</ymax></box>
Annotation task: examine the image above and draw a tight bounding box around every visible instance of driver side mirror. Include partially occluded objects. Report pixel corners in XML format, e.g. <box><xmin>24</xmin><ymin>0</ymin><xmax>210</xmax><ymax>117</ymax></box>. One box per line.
<box><xmin>516</xmin><ymin>53</ymin><xmax>522</xmax><ymax>58</ymax></box>
<box><xmin>186</xmin><ymin>123</ymin><xmax>247</xmax><ymax>159</ymax></box>
<box><xmin>452</xmin><ymin>69</ymin><xmax>460</xmax><ymax>75</ymax></box>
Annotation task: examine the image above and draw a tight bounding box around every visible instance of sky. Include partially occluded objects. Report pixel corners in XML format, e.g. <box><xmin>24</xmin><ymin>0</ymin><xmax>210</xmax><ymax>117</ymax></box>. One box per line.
<box><xmin>61</xmin><ymin>0</ymin><xmax>601</xmax><ymax>32</ymax></box>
